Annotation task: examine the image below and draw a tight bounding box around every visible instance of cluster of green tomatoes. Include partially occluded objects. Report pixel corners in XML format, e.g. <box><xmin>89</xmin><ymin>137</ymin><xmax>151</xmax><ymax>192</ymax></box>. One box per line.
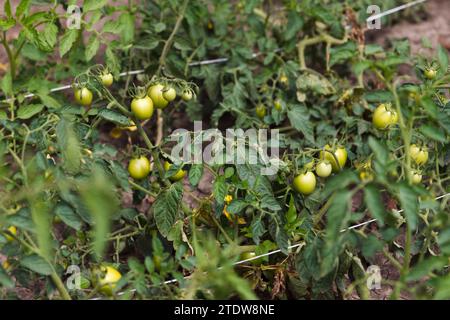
<box><xmin>292</xmin><ymin>144</ymin><xmax>348</xmax><ymax>195</ymax></box>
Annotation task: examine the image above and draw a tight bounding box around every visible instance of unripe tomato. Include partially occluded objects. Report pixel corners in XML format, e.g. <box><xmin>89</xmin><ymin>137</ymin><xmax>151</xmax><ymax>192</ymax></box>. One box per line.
<box><xmin>148</xmin><ymin>84</ymin><xmax>169</xmax><ymax>109</ymax></box>
<box><xmin>409</xmin><ymin>144</ymin><xmax>420</xmax><ymax>159</ymax></box>
<box><xmin>424</xmin><ymin>68</ymin><xmax>436</xmax><ymax>80</ymax></box>
<box><xmin>321</xmin><ymin>145</ymin><xmax>347</xmax><ymax>173</ymax></box>
<box><xmin>412</xmin><ymin>171</ymin><xmax>422</xmax><ymax>184</ymax></box>
<box><xmin>98</xmin><ymin>265</ymin><xmax>122</xmax><ymax>296</ymax></box>
<box><xmin>181</xmin><ymin>90</ymin><xmax>193</xmax><ymax>101</ymax></box>
<box><xmin>101</xmin><ymin>73</ymin><xmax>114</xmax><ymax>87</ymax></box>
<box><xmin>359</xmin><ymin>170</ymin><xmax>374</xmax><ymax>182</ymax></box>
<box><xmin>125</xmin><ymin>121</ymin><xmax>137</xmax><ymax>132</ymax></box>
<box><xmin>255</xmin><ymin>104</ymin><xmax>266</xmax><ymax>119</ymax></box>
<box><xmin>389</xmin><ymin>110</ymin><xmax>398</xmax><ymax>125</ymax></box>
<box><xmin>274</xmin><ymin>99</ymin><xmax>282</xmax><ymax>111</ymax></box>
<box><xmin>315</xmin><ymin>161</ymin><xmax>332</xmax><ymax>178</ymax></box>
<box><xmin>293</xmin><ymin>171</ymin><xmax>316</xmax><ymax>195</ymax></box>
<box><xmin>164</xmin><ymin>161</ymin><xmax>186</xmax><ymax>181</ymax></box>
<box><xmin>128</xmin><ymin>156</ymin><xmax>151</xmax><ymax>180</ymax></box>
<box><xmin>410</xmin><ymin>144</ymin><xmax>428</xmax><ymax>166</ymax></box>
<box><xmin>415</xmin><ymin>149</ymin><xmax>429</xmax><ymax>166</ymax></box>
<box><xmin>162</xmin><ymin>86</ymin><xmax>176</xmax><ymax>102</ymax></box>
<box><xmin>131</xmin><ymin>96</ymin><xmax>154</xmax><ymax>120</ymax></box>
<box><xmin>4</xmin><ymin>226</ymin><xmax>17</xmax><ymax>242</ymax></box>
<box><xmin>239</xmin><ymin>251</ymin><xmax>262</xmax><ymax>265</ymax></box>
<box><xmin>2</xmin><ymin>260</ymin><xmax>11</xmax><ymax>271</ymax></box>
<box><xmin>279</xmin><ymin>73</ymin><xmax>288</xmax><ymax>85</ymax></box>
<box><xmin>74</xmin><ymin>87</ymin><xmax>93</xmax><ymax>106</ymax></box>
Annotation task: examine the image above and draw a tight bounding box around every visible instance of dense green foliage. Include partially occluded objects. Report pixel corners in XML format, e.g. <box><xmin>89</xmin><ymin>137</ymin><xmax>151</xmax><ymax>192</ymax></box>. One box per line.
<box><xmin>0</xmin><ymin>0</ymin><xmax>449</xmax><ymax>300</ymax></box>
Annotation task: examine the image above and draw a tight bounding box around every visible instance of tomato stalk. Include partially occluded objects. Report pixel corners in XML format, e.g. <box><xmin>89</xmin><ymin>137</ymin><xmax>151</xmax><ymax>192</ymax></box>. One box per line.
<box><xmin>297</xmin><ymin>32</ymin><xmax>348</xmax><ymax>70</ymax></box>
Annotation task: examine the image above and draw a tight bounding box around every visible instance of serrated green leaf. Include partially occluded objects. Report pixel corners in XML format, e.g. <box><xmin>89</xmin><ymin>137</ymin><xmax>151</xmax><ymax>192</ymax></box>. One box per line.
<box><xmin>420</xmin><ymin>96</ymin><xmax>438</xmax><ymax>119</ymax></box>
<box><xmin>55</xmin><ymin>203</ymin><xmax>83</xmax><ymax>231</ymax></box>
<box><xmin>85</xmin><ymin>34</ymin><xmax>100</xmax><ymax>61</ymax></box>
<box><xmin>17</xmin><ymin>103</ymin><xmax>44</xmax><ymax>119</ymax></box>
<box><xmin>98</xmin><ymin>109</ymin><xmax>132</xmax><ymax>126</ymax></box>
<box><xmin>4</xmin><ymin>0</ymin><xmax>12</xmax><ymax>18</ymax></box>
<box><xmin>226</xmin><ymin>200</ymin><xmax>247</xmax><ymax>214</ymax></box>
<box><xmin>213</xmin><ymin>176</ymin><xmax>227</xmax><ymax>205</ymax></box>
<box><xmin>84</xmin><ymin>0</ymin><xmax>107</xmax><ymax>12</ymax></box>
<box><xmin>80</xmin><ymin>166</ymin><xmax>119</xmax><ymax>258</ymax></box>
<box><xmin>437</xmin><ymin>45</ymin><xmax>449</xmax><ymax>72</ymax></box>
<box><xmin>16</xmin><ymin>0</ymin><xmax>31</xmax><ymax>18</ymax></box>
<box><xmin>287</xmin><ymin>105</ymin><xmax>315</xmax><ymax>144</ymax></box>
<box><xmin>20</xmin><ymin>255</ymin><xmax>53</xmax><ymax>276</ymax></box>
<box><xmin>0</xmin><ymin>266</ymin><xmax>14</xmax><ymax>288</ymax></box>
<box><xmin>364</xmin><ymin>184</ymin><xmax>386</xmax><ymax>226</ymax></box>
<box><xmin>59</xmin><ymin>29</ymin><xmax>79</xmax><ymax>57</ymax></box>
<box><xmin>29</xmin><ymin>198</ymin><xmax>52</xmax><ymax>260</ymax></box>
<box><xmin>56</xmin><ymin>117</ymin><xmax>81</xmax><ymax>173</ymax></box>
<box><xmin>397</xmin><ymin>183</ymin><xmax>418</xmax><ymax>229</ymax></box>
<box><xmin>406</xmin><ymin>256</ymin><xmax>448</xmax><ymax>282</ymax></box>
<box><xmin>368</xmin><ymin>136</ymin><xmax>389</xmax><ymax>165</ymax></box>
<box><xmin>188</xmin><ymin>164</ymin><xmax>203</xmax><ymax>187</ymax></box>
<box><xmin>250</xmin><ymin>217</ymin><xmax>265</xmax><ymax>245</ymax></box>
<box><xmin>419</xmin><ymin>124</ymin><xmax>447</xmax><ymax>143</ymax></box>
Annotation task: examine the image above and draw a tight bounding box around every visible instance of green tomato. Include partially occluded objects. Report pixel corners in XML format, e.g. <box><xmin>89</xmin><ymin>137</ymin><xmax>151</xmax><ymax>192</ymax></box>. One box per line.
<box><xmin>424</xmin><ymin>68</ymin><xmax>436</xmax><ymax>80</ymax></box>
<box><xmin>373</xmin><ymin>104</ymin><xmax>396</xmax><ymax>129</ymax></box>
<box><xmin>163</xmin><ymin>87</ymin><xmax>176</xmax><ymax>102</ymax></box>
<box><xmin>101</xmin><ymin>73</ymin><xmax>114</xmax><ymax>87</ymax></box>
<box><xmin>410</xmin><ymin>144</ymin><xmax>428</xmax><ymax>166</ymax></box>
<box><xmin>74</xmin><ymin>87</ymin><xmax>93</xmax><ymax>106</ymax></box>
<box><xmin>293</xmin><ymin>171</ymin><xmax>316</xmax><ymax>195</ymax></box>
<box><xmin>315</xmin><ymin>161</ymin><xmax>332</xmax><ymax>178</ymax></box>
<box><xmin>148</xmin><ymin>84</ymin><xmax>169</xmax><ymax>109</ymax></box>
<box><xmin>164</xmin><ymin>161</ymin><xmax>186</xmax><ymax>181</ymax></box>
<box><xmin>128</xmin><ymin>156</ymin><xmax>151</xmax><ymax>180</ymax></box>
<box><xmin>321</xmin><ymin>145</ymin><xmax>347</xmax><ymax>173</ymax></box>
<box><xmin>131</xmin><ymin>96</ymin><xmax>154</xmax><ymax>120</ymax></box>
<box><xmin>255</xmin><ymin>104</ymin><xmax>266</xmax><ymax>119</ymax></box>
<box><xmin>274</xmin><ymin>99</ymin><xmax>282</xmax><ymax>111</ymax></box>
<box><xmin>98</xmin><ymin>265</ymin><xmax>122</xmax><ymax>296</ymax></box>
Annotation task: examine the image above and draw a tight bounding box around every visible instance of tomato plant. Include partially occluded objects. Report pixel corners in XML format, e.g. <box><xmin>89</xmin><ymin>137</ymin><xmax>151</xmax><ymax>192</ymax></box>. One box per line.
<box><xmin>0</xmin><ymin>0</ymin><xmax>449</xmax><ymax>302</ymax></box>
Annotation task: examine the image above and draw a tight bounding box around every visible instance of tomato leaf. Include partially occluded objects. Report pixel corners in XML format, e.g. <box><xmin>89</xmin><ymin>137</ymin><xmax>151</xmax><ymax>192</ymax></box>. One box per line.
<box><xmin>20</xmin><ymin>255</ymin><xmax>53</xmax><ymax>276</ymax></box>
<box><xmin>419</xmin><ymin>123</ymin><xmax>447</xmax><ymax>143</ymax></box>
<box><xmin>153</xmin><ymin>183</ymin><xmax>183</xmax><ymax>237</ymax></box>
<box><xmin>54</xmin><ymin>203</ymin><xmax>83</xmax><ymax>231</ymax></box>
<box><xmin>84</xmin><ymin>0</ymin><xmax>107</xmax><ymax>12</ymax></box>
<box><xmin>213</xmin><ymin>175</ymin><xmax>227</xmax><ymax>205</ymax></box>
<box><xmin>397</xmin><ymin>182</ymin><xmax>418</xmax><ymax>230</ymax></box>
<box><xmin>98</xmin><ymin>109</ymin><xmax>132</xmax><ymax>126</ymax></box>
<box><xmin>59</xmin><ymin>29</ymin><xmax>79</xmax><ymax>57</ymax></box>
<box><xmin>287</xmin><ymin>105</ymin><xmax>315</xmax><ymax>144</ymax></box>
<box><xmin>364</xmin><ymin>184</ymin><xmax>386</xmax><ymax>226</ymax></box>
<box><xmin>17</xmin><ymin>103</ymin><xmax>44</xmax><ymax>119</ymax></box>
<box><xmin>85</xmin><ymin>34</ymin><xmax>100</xmax><ymax>61</ymax></box>
<box><xmin>188</xmin><ymin>164</ymin><xmax>203</xmax><ymax>187</ymax></box>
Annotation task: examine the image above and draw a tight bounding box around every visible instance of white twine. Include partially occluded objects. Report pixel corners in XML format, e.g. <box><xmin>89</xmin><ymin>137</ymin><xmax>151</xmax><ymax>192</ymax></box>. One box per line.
<box><xmin>366</xmin><ymin>0</ymin><xmax>427</xmax><ymax>22</ymax></box>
